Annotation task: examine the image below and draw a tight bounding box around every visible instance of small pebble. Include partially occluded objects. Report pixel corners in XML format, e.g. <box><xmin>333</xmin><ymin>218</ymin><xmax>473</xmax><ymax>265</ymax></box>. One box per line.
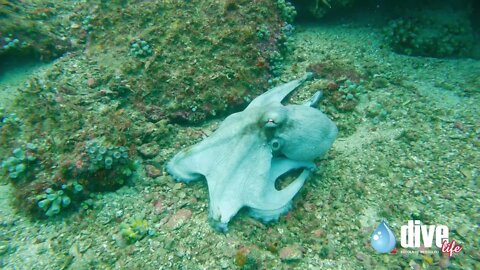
<box><xmin>356</xmin><ymin>252</ymin><xmax>366</xmax><ymax>261</ymax></box>
<box><xmin>173</xmin><ymin>183</ymin><xmax>183</xmax><ymax>190</ymax></box>
<box><xmin>137</xmin><ymin>143</ymin><xmax>160</xmax><ymax>158</ymax></box>
<box><xmin>86</xmin><ymin>77</ymin><xmax>96</xmax><ymax>88</ymax></box>
<box><xmin>165</xmin><ymin>208</ymin><xmax>192</xmax><ymax>229</ymax></box>
<box><xmin>145</xmin><ymin>165</ymin><xmax>162</xmax><ymax>178</ymax></box>
<box><xmin>439</xmin><ymin>253</ymin><xmax>450</xmax><ymax>269</ymax></box>
<box><xmin>455</xmin><ymin>224</ymin><xmax>469</xmax><ymax>237</ymax></box>
<box><xmin>279</xmin><ymin>245</ymin><xmax>303</xmax><ymax>261</ymax></box>
<box><xmin>79</xmin><ymin>239</ymin><xmax>92</xmax><ymax>253</ymax></box>
<box><xmin>153</xmin><ymin>199</ymin><xmax>164</xmax><ymax>214</ymax></box>
<box><xmin>0</xmin><ymin>241</ymin><xmax>9</xmax><ymax>255</ymax></box>
<box><xmin>312</xmin><ymin>229</ymin><xmax>324</xmax><ymax>238</ymax></box>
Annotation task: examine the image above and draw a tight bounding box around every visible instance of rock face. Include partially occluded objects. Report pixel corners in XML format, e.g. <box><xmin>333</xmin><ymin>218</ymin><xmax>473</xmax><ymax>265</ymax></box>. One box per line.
<box><xmin>0</xmin><ymin>0</ymin><xmax>295</xmax><ymax>219</ymax></box>
<box><xmin>86</xmin><ymin>1</ymin><xmax>292</xmax><ymax>125</ymax></box>
<box><xmin>0</xmin><ymin>2</ymin><xmax>73</xmax><ymax>63</ymax></box>
<box><xmin>167</xmin><ymin>74</ymin><xmax>337</xmax><ymax>231</ymax></box>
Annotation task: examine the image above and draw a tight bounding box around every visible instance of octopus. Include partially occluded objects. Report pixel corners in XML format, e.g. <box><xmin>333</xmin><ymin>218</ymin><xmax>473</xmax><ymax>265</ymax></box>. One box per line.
<box><xmin>167</xmin><ymin>73</ymin><xmax>337</xmax><ymax>231</ymax></box>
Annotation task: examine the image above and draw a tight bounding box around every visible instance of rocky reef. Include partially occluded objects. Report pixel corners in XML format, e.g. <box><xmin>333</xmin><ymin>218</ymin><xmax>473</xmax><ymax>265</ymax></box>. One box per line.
<box><xmin>289</xmin><ymin>0</ymin><xmax>479</xmax><ymax>58</ymax></box>
<box><xmin>0</xmin><ymin>0</ymin><xmax>300</xmax><ymax>218</ymax></box>
<box><xmin>0</xmin><ymin>0</ymin><xmax>74</xmax><ymax>70</ymax></box>
<box><xmin>383</xmin><ymin>1</ymin><xmax>478</xmax><ymax>58</ymax></box>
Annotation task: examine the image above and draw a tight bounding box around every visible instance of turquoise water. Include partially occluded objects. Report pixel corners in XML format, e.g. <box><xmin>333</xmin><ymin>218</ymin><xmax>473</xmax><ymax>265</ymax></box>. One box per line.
<box><xmin>0</xmin><ymin>1</ymin><xmax>479</xmax><ymax>269</ymax></box>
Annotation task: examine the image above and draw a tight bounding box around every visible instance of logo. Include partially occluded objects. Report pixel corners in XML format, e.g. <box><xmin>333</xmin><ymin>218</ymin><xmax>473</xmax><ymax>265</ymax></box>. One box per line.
<box><xmin>371</xmin><ymin>220</ymin><xmax>463</xmax><ymax>256</ymax></box>
<box><xmin>371</xmin><ymin>220</ymin><xmax>396</xmax><ymax>253</ymax></box>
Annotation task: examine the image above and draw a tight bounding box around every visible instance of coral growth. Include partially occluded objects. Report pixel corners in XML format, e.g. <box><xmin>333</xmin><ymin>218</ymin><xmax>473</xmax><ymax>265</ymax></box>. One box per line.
<box><xmin>1</xmin><ymin>146</ymin><xmax>43</xmax><ymax>201</ymax></box>
<box><xmin>119</xmin><ymin>219</ymin><xmax>151</xmax><ymax>244</ymax></box>
<box><xmin>60</xmin><ymin>139</ymin><xmax>138</xmax><ymax>192</ymax></box>
<box><xmin>307</xmin><ymin>60</ymin><xmax>365</xmax><ymax>112</ymax></box>
<box><xmin>1</xmin><ymin>144</ymin><xmax>38</xmax><ymax>182</ymax></box>
<box><xmin>379</xmin><ymin>1</ymin><xmax>478</xmax><ymax>58</ymax></box>
<box><xmin>35</xmin><ymin>183</ymin><xmax>83</xmax><ymax>217</ymax></box>
<box><xmin>384</xmin><ymin>14</ymin><xmax>476</xmax><ymax>58</ymax></box>
<box><xmin>276</xmin><ymin>0</ymin><xmax>298</xmax><ymax>23</ymax></box>
<box><xmin>129</xmin><ymin>39</ymin><xmax>153</xmax><ymax>58</ymax></box>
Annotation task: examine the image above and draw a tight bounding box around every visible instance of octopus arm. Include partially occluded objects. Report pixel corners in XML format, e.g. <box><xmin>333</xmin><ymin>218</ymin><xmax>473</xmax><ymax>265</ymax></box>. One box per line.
<box><xmin>246</xmin><ymin>73</ymin><xmax>313</xmax><ymax>109</ymax></box>
<box><xmin>166</xmin><ymin>111</ymin><xmax>256</xmax><ymax>182</ymax></box>
<box><xmin>246</xmin><ymin>157</ymin><xmax>314</xmax><ymax>211</ymax></box>
<box><xmin>205</xmin><ymin>134</ymin><xmax>272</xmax><ymax>228</ymax></box>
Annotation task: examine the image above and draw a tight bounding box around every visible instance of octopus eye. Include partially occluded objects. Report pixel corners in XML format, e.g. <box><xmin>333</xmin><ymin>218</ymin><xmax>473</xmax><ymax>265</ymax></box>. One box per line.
<box><xmin>261</xmin><ymin>107</ymin><xmax>287</xmax><ymax>128</ymax></box>
<box><xmin>265</xmin><ymin>118</ymin><xmax>277</xmax><ymax>128</ymax></box>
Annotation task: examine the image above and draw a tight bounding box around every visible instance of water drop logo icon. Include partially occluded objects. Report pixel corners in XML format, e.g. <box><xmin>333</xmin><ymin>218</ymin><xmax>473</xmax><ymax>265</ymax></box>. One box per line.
<box><xmin>371</xmin><ymin>220</ymin><xmax>397</xmax><ymax>253</ymax></box>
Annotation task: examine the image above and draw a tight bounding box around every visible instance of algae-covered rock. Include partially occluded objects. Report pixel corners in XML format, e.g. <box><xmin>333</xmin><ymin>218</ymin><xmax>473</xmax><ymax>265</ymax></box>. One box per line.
<box><xmin>378</xmin><ymin>0</ymin><xmax>478</xmax><ymax>58</ymax></box>
<box><xmin>384</xmin><ymin>9</ymin><xmax>477</xmax><ymax>58</ymax></box>
<box><xmin>84</xmin><ymin>1</ymin><xmax>291</xmax><ymax>124</ymax></box>
<box><xmin>1</xmin><ymin>0</ymin><xmax>294</xmax><ymax>218</ymax></box>
<box><xmin>0</xmin><ymin>1</ymin><xmax>72</xmax><ymax>66</ymax></box>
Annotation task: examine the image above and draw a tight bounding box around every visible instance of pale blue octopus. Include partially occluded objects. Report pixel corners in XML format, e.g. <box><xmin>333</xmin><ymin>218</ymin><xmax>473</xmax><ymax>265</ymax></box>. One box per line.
<box><xmin>167</xmin><ymin>73</ymin><xmax>337</xmax><ymax>231</ymax></box>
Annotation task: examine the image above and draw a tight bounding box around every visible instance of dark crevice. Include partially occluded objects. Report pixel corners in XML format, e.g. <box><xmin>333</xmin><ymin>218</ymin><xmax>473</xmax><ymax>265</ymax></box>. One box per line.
<box><xmin>0</xmin><ymin>51</ymin><xmax>42</xmax><ymax>78</ymax></box>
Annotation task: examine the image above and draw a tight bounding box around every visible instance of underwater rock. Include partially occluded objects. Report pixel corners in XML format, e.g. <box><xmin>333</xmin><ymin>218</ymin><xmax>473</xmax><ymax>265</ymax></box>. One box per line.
<box><xmin>138</xmin><ymin>143</ymin><xmax>160</xmax><ymax>158</ymax></box>
<box><xmin>165</xmin><ymin>209</ymin><xmax>193</xmax><ymax>230</ymax></box>
<box><xmin>0</xmin><ymin>2</ymin><xmax>72</xmax><ymax>64</ymax></box>
<box><xmin>383</xmin><ymin>7</ymin><xmax>477</xmax><ymax>58</ymax></box>
<box><xmin>279</xmin><ymin>245</ymin><xmax>303</xmax><ymax>261</ymax></box>
<box><xmin>145</xmin><ymin>165</ymin><xmax>162</xmax><ymax>178</ymax></box>
<box><xmin>167</xmin><ymin>73</ymin><xmax>337</xmax><ymax>231</ymax></box>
